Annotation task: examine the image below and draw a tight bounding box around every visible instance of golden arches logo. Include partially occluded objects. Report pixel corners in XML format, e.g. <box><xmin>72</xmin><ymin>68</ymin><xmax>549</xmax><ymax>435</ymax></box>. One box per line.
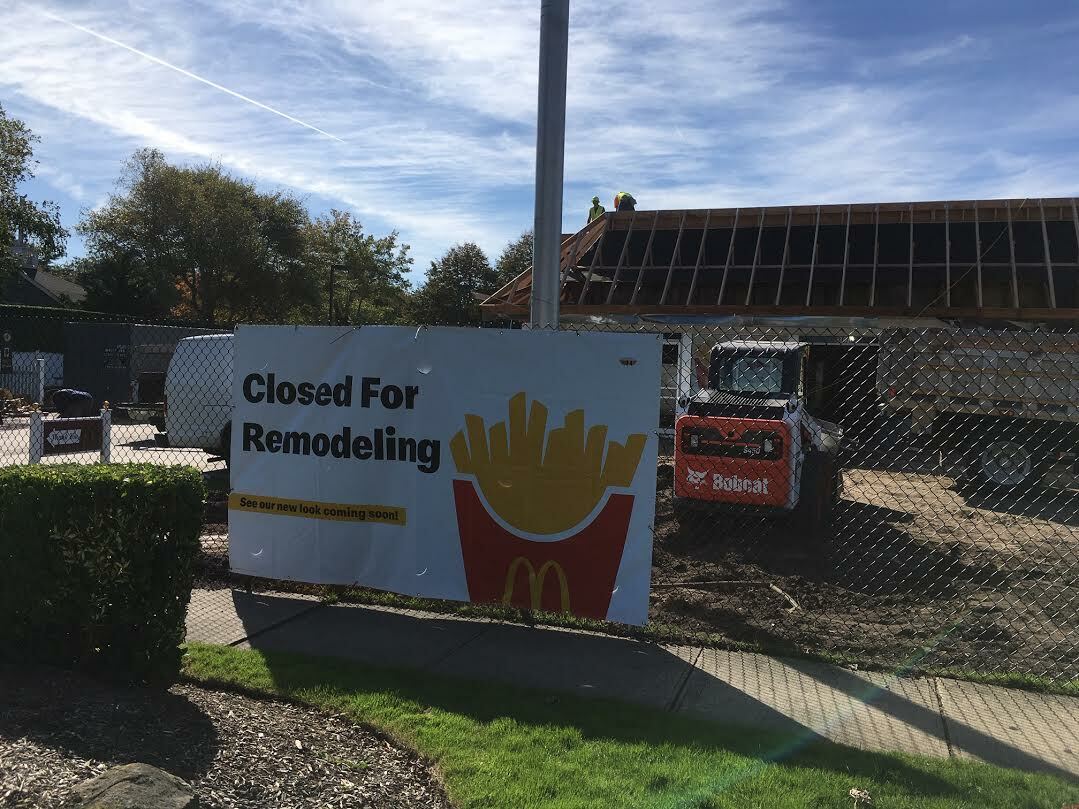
<box><xmin>451</xmin><ymin>392</ymin><xmax>647</xmax><ymax>535</ymax></box>
<box><xmin>502</xmin><ymin>557</ymin><xmax>571</xmax><ymax>613</ymax></box>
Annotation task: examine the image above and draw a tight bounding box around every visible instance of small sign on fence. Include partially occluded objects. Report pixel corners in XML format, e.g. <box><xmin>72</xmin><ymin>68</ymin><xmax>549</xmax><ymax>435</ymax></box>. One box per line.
<box><xmin>29</xmin><ymin>406</ymin><xmax>112</xmax><ymax>464</ymax></box>
<box><xmin>42</xmin><ymin>418</ymin><xmax>105</xmax><ymax>455</ymax></box>
<box><xmin>103</xmin><ymin>344</ymin><xmax>129</xmax><ymax>369</ymax></box>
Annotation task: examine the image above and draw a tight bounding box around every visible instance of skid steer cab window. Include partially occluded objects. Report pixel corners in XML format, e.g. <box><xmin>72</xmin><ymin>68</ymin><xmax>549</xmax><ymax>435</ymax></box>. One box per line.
<box><xmin>726</xmin><ymin>356</ymin><xmax>785</xmax><ymax>395</ymax></box>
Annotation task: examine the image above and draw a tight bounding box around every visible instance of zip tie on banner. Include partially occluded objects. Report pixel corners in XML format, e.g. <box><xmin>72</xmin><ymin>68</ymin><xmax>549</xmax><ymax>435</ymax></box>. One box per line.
<box><xmin>330</xmin><ymin>325</ymin><xmax>362</xmax><ymax>344</ymax></box>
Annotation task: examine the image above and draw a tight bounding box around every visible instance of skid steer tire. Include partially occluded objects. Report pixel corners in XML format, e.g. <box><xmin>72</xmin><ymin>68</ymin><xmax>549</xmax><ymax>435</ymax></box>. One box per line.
<box><xmin>794</xmin><ymin>451</ymin><xmax>838</xmax><ymax>546</ymax></box>
<box><xmin>672</xmin><ymin>495</ymin><xmax>700</xmax><ymax>523</ymax></box>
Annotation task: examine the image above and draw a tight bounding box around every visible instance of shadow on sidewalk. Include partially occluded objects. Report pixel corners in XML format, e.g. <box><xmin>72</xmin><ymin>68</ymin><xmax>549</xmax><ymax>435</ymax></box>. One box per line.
<box><xmin>218</xmin><ymin>592</ymin><xmax>979</xmax><ymax>798</ymax></box>
<box><xmin>782</xmin><ymin>656</ymin><xmax>1078</xmax><ymax>782</ymax></box>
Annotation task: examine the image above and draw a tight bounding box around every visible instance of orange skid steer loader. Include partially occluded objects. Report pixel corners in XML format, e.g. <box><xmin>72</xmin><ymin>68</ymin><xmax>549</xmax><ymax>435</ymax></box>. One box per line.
<box><xmin>673</xmin><ymin>341</ymin><xmax>843</xmax><ymax>539</ymax></box>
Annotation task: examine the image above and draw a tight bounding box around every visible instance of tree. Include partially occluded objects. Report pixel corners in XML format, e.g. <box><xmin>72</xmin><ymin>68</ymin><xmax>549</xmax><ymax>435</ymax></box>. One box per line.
<box><xmin>409</xmin><ymin>243</ymin><xmax>497</xmax><ymax>326</ymax></box>
<box><xmin>70</xmin><ymin>151</ymin><xmax>185</xmax><ymax>317</ymax></box>
<box><xmin>0</xmin><ymin>103</ymin><xmax>67</xmax><ymax>285</ymax></box>
<box><xmin>64</xmin><ymin>253</ymin><xmax>165</xmax><ymax>317</ymax></box>
<box><xmin>304</xmin><ymin>210</ymin><xmax>413</xmax><ymax>325</ymax></box>
<box><xmin>494</xmin><ymin>230</ymin><xmax>533</xmax><ymax>289</ymax></box>
<box><xmin>74</xmin><ymin>149</ymin><xmax>313</xmax><ymax>324</ymax></box>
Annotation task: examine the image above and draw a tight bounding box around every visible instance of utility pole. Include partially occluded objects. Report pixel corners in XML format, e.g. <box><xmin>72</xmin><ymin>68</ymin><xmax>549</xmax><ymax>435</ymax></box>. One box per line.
<box><xmin>529</xmin><ymin>0</ymin><xmax>569</xmax><ymax>330</ymax></box>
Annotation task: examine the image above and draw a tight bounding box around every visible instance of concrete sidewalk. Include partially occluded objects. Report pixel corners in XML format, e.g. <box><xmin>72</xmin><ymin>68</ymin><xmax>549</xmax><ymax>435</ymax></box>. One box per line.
<box><xmin>186</xmin><ymin>587</ymin><xmax>1079</xmax><ymax>780</ymax></box>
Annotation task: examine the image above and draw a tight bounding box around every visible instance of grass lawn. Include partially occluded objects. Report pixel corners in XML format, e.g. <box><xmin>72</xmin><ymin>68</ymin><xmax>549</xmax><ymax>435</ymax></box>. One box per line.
<box><xmin>184</xmin><ymin>643</ymin><xmax>1076</xmax><ymax>809</ymax></box>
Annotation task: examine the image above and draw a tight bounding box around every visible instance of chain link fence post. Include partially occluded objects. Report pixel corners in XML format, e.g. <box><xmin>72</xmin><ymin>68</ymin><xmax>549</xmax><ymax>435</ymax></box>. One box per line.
<box><xmin>35</xmin><ymin>355</ymin><xmax>44</xmax><ymax>408</ymax></box>
<box><xmin>28</xmin><ymin>406</ymin><xmax>43</xmax><ymax>465</ymax></box>
<box><xmin>100</xmin><ymin>403</ymin><xmax>111</xmax><ymax>464</ymax></box>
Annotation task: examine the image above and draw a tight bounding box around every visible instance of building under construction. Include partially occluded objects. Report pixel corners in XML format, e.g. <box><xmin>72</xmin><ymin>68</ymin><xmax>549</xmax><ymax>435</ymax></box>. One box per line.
<box><xmin>481</xmin><ymin>197</ymin><xmax>1079</xmax><ymax>324</ymax></box>
<box><xmin>480</xmin><ymin>197</ymin><xmax>1079</xmax><ymax>440</ymax></box>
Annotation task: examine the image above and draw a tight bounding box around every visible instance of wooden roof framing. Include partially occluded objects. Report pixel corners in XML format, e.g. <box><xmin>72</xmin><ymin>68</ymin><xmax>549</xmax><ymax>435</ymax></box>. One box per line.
<box><xmin>481</xmin><ymin>197</ymin><xmax>1079</xmax><ymax>322</ymax></box>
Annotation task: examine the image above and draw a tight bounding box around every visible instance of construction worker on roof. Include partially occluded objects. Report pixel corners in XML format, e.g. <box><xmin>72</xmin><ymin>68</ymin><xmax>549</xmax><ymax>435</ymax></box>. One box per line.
<box><xmin>588</xmin><ymin>196</ymin><xmax>605</xmax><ymax>222</ymax></box>
<box><xmin>614</xmin><ymin>191</ymin><xmax>636</xmax><ymax>212</ymax></box>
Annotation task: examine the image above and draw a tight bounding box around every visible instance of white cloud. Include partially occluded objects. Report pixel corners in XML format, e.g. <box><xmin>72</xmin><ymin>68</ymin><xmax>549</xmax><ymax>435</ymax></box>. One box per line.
<box><xmin>0</xmin><ymin>0</ymin><xmax>1076</xmax><ymax>280</ymax></box>
<box><xmin>0</xmin><ymin>1</ymin><xmax>530</xmax><ymax>265</ymax></box>
<box><xmin>32</xmin><ymin>164</ymin><xmax>88</xmax><ymax>201</ymax></box>
<box><xmin>895</xmin><ymin>34</ymin><xmax>978</xmax><ymax>68</ymax></box>
<box><xmin>40</xmin><ymin>7</ymin><xmax>345</xmax><ymax>142</ymax></box>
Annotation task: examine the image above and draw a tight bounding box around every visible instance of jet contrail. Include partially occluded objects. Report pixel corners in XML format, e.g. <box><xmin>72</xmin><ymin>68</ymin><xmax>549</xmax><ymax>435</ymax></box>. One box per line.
<box><xmin>39</xmin><ymin>8</ymin><xmax>345</xmax><ymax>143</ymax></box>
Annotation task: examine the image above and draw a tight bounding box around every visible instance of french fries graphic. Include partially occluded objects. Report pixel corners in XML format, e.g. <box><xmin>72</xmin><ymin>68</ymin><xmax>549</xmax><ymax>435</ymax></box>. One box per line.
<box><xmin>451</xmin><ymin>392</ymin><xmax>647</xmax><ymax>535</ymax></box>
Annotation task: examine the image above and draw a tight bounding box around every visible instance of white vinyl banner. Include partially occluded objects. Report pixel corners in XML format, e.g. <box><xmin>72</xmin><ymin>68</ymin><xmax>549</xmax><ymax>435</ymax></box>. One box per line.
<box><xmin>229</xmin><ymin>325</ymin><xmax>661</xmax><ymax>625</ymax></box>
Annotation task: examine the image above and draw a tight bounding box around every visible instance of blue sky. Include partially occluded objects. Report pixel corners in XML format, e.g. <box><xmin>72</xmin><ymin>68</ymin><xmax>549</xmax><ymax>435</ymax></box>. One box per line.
<box><xmin>2</xmin><ymin>1</ymin><xmax>1078</xmax><ymax>281</ymax></box>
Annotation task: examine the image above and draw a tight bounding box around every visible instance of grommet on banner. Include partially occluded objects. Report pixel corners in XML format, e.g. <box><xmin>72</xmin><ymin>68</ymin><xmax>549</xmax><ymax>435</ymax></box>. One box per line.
<box><xmin>415</xmin><ymin>325</ymin><xmax>432</xmax><ymax>374</ymax></box>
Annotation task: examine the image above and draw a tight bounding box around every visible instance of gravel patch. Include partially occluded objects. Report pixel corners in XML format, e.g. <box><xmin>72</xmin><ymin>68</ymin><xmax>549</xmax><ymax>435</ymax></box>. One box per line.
<box><xmin>0</xmin><ymin>665</ymin><xmax>450</xmax><ymax>809</ymax></box>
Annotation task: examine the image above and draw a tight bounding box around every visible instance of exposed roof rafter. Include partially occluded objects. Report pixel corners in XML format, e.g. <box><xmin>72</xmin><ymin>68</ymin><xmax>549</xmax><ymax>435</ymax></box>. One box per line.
<box><xmin>481</xmin><ymin>197</ymin><xmax>1079</xmax><ymax>322</ymax></box>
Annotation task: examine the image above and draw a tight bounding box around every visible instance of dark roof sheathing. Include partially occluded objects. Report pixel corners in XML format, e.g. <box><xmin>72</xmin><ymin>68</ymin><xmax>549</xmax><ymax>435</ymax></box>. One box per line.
<box><xmin>482</xmin><ymin>197</ymin><xmax>1079</xmax><ymax>322</ymax></box>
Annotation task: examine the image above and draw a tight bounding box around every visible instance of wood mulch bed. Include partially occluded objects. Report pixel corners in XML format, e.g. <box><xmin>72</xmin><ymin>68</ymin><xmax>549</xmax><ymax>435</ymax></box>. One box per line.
<box><xmin>0</xmin><ymin>665</ymin><xmax>450</xmax><ymax>808</ymax></box>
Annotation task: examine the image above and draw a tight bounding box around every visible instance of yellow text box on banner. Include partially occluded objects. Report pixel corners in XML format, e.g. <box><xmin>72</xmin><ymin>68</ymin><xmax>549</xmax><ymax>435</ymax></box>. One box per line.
<box><xmin>229</xmin><ymin>493</ymin><xmax>406</xmax><ymax>526</ymax></box>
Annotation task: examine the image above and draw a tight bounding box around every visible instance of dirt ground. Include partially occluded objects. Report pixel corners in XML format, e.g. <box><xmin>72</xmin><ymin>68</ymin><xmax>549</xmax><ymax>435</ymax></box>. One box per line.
<box><xmin>650</xmin><ymin>460</ymin><xmax>1079</xmax><ymax>679</ymax></box>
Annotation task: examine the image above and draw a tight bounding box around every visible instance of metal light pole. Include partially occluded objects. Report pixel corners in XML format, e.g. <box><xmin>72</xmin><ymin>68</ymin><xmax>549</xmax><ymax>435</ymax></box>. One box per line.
<box><xmin>529</xmin><ymin>0</ymin><xmax>569</xmax><ymax>330</ymax></box>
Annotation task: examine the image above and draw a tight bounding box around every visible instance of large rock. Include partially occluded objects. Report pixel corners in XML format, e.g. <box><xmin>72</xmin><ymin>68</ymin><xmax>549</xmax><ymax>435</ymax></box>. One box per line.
<box><xmin>73</xmin><ymin>763</ymin><xmax>198</xmax><ymax>809</ymax></box>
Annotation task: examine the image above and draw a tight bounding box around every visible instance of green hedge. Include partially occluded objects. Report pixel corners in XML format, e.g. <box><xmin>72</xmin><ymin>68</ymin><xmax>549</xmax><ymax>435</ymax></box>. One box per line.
<box><xmin>0</xmin><ymin>464</ymin><xmax>204</xmax><ymax>682</ymax></box>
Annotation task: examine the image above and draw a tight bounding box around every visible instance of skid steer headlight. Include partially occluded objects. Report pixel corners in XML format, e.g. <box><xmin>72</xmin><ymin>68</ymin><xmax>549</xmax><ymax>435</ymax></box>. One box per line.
<box><xmin>689</xmin><ymin>434</ymin><xmax>699</xmax><ymax>449</ymax></box>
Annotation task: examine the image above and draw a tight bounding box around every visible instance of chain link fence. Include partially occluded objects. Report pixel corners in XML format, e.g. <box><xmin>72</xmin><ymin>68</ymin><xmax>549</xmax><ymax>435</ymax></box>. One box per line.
<box><xmin>642</xmin><ymin>321</ymin><xmax>1079</xmax><ymax>683</ymax></box>
<box><xmin>2</xmin><ymin>309</ymin><xmax>1077</xmax><ymax>682</ymax></box>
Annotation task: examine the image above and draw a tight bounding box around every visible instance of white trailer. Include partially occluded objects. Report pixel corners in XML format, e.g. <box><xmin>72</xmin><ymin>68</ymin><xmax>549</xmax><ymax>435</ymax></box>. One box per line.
<box><xmin>877</xmin><ymin>328</ymin><xmax>1079</xmax><ymax>487</ymax></box>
